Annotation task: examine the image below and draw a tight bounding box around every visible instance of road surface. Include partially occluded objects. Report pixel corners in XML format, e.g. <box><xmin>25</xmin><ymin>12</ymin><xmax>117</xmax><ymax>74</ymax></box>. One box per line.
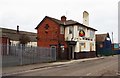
<box><xmin>7</xmin><ymin>55</ymin><xmax>119</xmax><ymax>76</ymax></box>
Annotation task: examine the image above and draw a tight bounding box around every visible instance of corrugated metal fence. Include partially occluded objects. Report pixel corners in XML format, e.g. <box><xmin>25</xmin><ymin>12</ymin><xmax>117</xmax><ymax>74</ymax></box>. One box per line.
<box><xmin>1</xmin><ymin>45</ymin><xmax>56</xmax><ymax>67</ymax></box>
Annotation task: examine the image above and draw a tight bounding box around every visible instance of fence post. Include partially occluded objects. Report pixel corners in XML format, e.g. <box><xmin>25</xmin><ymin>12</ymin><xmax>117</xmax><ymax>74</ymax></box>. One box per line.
<box><xmin>6</xmin><ymin>39</ymin><xmax>9</xmax><ymax>55</ymax></box>
<box><xmin>50</xmin><ymin>47</ymin><xmax>56</xmax><ymax>61</ymax></box>
<box><xmin>0</xmin><ymin>44</ymin><xmax>2</xmax><ymax>55</ymax></box>
<box><xmin>7</xmin><ymin>44</ymin><xmax>10</xmax><ymax>55</ymax></box>
<box><xmin>20</xmin><ymin>44</ymin><xmax>23</xmax><ymax>65</ymax></box>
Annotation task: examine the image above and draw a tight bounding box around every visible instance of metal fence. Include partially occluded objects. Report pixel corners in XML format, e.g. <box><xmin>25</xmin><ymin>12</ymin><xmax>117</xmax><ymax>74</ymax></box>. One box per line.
<box><xmin>1</xmin><ymin>44</ymin><xmax>56</xmax><ymax>67</ymax></box>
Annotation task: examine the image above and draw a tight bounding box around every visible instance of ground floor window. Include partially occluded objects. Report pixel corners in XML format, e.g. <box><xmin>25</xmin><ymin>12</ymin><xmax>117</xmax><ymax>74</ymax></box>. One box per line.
<box><xmin>80</xmin><ymin>42</ymin><xmax>86</xmax><ymax>48</ymax></box>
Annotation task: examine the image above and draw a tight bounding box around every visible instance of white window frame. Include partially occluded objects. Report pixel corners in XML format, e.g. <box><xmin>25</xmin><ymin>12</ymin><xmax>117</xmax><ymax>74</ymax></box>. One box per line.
<box><xmin>69</xmin><ymin>26</ymin><xmax>73</xmax><ymax>34</ymax></box>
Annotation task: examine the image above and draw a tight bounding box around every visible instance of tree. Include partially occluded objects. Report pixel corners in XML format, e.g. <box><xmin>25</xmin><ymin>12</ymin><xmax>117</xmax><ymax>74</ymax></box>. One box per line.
<box><xmin>19</xmin><ymin>34</ymin><xmax>30</xmax><ymax>46</ymax></box>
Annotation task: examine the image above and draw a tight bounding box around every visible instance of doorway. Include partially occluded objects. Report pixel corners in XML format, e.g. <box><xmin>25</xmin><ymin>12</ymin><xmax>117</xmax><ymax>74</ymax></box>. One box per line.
<box><xmin>68</xmin><ymin>46</ymin><xmax>74</xmax><ymax>60</ymax></box>
<box><xmin>50</xmin><ymin>46</ymin><xmax>56</xmax><ymax>61</ymax></box>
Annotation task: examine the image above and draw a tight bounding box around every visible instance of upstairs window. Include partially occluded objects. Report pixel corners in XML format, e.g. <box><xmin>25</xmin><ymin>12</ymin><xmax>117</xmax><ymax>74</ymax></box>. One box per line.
<box><xmin>78</xmin><ymin>26</ymin><xmax>85</xmax><ymax>31</ymax></box>
<box><xmin>69</xmin><ymin>26</ymin><xmax>73</xmax><ymax>34</ymax></box>
<box><xmin>90</xmin><ymin>30</ymin><xmax>94</xmax><ymax>38</ymax></box>
<box><xmin>44</xmin><ymin>24</ymin><xmax>49</xmax><ymax>30</ymax></box>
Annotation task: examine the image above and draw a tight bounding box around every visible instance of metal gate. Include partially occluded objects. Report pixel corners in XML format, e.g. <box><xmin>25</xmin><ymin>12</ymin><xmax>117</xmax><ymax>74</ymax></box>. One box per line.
<box><xmin>50</xmin><ymin>46</ymin><xmax>56</xmax><ymax>61</ymax></box>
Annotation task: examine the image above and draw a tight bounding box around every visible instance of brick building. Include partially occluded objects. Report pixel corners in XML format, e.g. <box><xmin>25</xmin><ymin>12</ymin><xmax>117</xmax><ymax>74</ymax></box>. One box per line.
<box><xmin>36</xmin><ymin>11</ymin><xmax>97</xmax><ymax>60</ymax></box>
<box><xmin>35</xmin><ymin>16</ymin><xmax>68</xmax><ymax>59</ymax></box>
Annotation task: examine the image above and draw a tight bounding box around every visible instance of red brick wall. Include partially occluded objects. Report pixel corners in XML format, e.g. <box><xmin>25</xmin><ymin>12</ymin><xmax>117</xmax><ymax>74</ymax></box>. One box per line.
<box><xmin>37</xmin><ymin>17</ymin><xmax>68</xmax><ymax>59</ymax></box>
<box><xmin>0</xmin><ymin>37</ymin><xmax>9</xmax><ymax>55</ymax></box>
<box><xmin>37</xmin><ymin>17</ymin><xmax>67</xmax><ymax>48</ymax></box>
<box><xmin>0</xmin><ymin>37</ymin><xmax>8</xmax><ymax>45</ymax></box>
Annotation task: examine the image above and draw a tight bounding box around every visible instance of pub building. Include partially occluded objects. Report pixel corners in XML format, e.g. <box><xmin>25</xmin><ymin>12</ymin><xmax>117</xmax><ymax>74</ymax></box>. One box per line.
<box><xmin>35</xmin><ymin>11</ymin><xmax>97</xmax><ymax>60</ymax></box>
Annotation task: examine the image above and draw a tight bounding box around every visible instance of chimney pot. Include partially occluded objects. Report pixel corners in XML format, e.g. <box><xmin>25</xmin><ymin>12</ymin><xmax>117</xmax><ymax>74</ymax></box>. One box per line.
<box><xmin>61</xmin><ymin>16</ymin><xmax>67</xmax><ymax>22</ymax></box>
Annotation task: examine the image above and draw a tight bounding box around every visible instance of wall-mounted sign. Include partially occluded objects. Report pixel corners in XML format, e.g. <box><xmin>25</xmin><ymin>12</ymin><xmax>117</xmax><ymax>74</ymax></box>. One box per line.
<box><xmin>114</xmin><ymin>44</ymin><xmax>119</xmax><ymax>49</ymax></box>
<box><xmin>79</xmin><ymin>30</ymin><xmax>85</xmax><ymax>37</ymax></box>
<box><xmin>112</xmin><ymin>44</ymin><xmax>119</xmax><ymax>50</ymax></box>
<box><xmin>67</xmin><ymin>41</ymin><xmax>77</xmax><ymax>45</ymax></box>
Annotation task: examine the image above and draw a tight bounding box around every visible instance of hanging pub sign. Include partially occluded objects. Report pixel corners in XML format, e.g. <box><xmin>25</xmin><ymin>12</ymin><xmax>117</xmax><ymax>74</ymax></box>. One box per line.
<box><xmin>79</xmin><ymin>30</ymin><xmax>85</xmax><ymax>37</ymax></box>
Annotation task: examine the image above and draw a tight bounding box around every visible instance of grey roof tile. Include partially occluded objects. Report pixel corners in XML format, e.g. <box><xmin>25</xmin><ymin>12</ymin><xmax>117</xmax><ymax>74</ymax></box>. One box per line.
<box><xmin>0</xmin><ymin>28</ymin><xmax>37</xmax><ymax>42</ymax></box>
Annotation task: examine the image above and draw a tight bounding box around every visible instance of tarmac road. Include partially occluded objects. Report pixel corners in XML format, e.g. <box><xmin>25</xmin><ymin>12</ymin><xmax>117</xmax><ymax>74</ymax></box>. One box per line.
<box><xmin>12</xmin><ymin>55</ymin><xmax>119</xmax><ymax>76</ymax></box>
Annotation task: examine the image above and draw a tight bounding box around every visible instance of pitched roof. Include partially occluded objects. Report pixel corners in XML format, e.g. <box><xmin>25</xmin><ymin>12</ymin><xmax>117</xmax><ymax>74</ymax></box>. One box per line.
<box><xmin>47</xmin><ymin>16</ymin><xmax>78</xmax><ymax>25</ymax></box>
<box><xmin>35</xmin><ymin>16</ymin><xmax>97</xmax><ymax>31</ymax></box>
<box><xmin>96</xmin><ymin>33</ymin><xmax>110</xmax><ymax>42</ymax></box>
<box><xmin>0</xmin><ymin>27</ymin><xmax>37</xmax><ymax>42</ymax></box>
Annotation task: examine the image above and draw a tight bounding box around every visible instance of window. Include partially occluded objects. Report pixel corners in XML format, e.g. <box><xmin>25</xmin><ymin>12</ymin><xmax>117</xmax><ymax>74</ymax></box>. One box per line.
<box><xmin>69</xmin><ymin>26</ymin><xmax>73</xmax><ymax>34</ymax></box>
<box><xmin>44</xmin><ymin>24</ymin><xmax>49</xmax><ymax>30</ymax></box>
<box><xmin>78</xmin><ymin>26</ymin><xmax>85</xmax><ymax>31</ymax></box>
<box><xmin>90</xmin><ymin>30</ymin><xmax>94</xmax><ymax>38</ymax></box>
<box><xmin>60</xmin><ymin>26</ymin><xmax>64</xmax><ymax>34</ymax></box>
<box><xmin>80</xmin><ymin>43</ymin><xmax>86</xmax><ymax>48</ymax></box>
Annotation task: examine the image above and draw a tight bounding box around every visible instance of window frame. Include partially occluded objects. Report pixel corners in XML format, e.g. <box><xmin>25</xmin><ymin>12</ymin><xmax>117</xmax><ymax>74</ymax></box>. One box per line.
<box><xmin>69</xmin><ymin>26</ymin><xmax>73</xmax><ymax>34</ymax></box>
<box><xmin>44</xmin><ymin>24</ymin><xmax>49</xmax><ymax>30</ymax></box>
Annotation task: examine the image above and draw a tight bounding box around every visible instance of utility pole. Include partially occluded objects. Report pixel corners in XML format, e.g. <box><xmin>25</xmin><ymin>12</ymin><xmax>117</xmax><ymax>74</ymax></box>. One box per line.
<box><xmin>112</xmin><ymin>32</ymin><xmax>114</xmax><ymax>43</ymax></box>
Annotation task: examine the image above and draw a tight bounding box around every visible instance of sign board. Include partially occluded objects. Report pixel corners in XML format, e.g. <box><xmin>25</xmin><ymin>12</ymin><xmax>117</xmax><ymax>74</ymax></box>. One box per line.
<box><xmin>67</xmin><ymin>41</ymin><xmax>77</xmax><ymax>45</ymax></box>
<box><xmin>112</xmin><ymin>43</ymin><xmax>119</xmax><ymax>50</ymax></box>
<box><xmin>114</xmin><ymin>44</ymin><xmax>119</xmax><ymax>49</ymax></box>
<box><xmin>79</xmin><ymin>30</ymin><xmax>85</xmax><ymax>37</ymax></box>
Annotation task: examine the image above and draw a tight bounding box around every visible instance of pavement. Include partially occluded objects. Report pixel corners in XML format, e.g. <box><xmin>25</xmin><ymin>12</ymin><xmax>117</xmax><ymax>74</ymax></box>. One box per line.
<box><xmin>1</xmin><ymin>56</ymin><xmax>104</xmax><ymax>76</ymax></box>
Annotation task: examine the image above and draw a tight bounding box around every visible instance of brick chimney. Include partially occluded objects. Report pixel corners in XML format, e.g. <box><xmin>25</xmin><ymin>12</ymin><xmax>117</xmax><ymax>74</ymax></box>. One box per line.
<box><xmin>83</xmin><ymin>11</ymin><xmax>89</xmax><ymax>26</ymax></box>
<box><xmin>17</xmin><ymin>25</ymin><xmax>19</xmax><ymax>33</ymax></box>
<box><xmin>61</xmin><ymin>16</ymin><xmax>67</xmax><ymax>22</ymax></box>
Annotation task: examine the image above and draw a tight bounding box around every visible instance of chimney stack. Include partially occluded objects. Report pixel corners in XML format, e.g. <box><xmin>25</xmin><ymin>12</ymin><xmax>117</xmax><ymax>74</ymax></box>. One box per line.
<box><xmin>61</xmin><ymin>16</ymin><xmax>67</xmax><ymax>22</ymax></box>
<box><xmin>83</xmin><ymin>11</ymin><xmax>89</xmax><ymax>26</ymax></box>
<box><xmin>17</xmin><ymin>25</ymin><xmax>19</xmax><ymax>33</ymax></box>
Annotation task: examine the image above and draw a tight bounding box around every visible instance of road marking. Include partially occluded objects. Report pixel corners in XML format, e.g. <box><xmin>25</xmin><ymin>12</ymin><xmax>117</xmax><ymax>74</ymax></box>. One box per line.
<box><xmin>116</xmin><ymin>72</ymin><xmax>120</xmax><ymax>76</ymax></box>
<box><xmin>86</xmin><ymin>73</ymin><xmax>92</xmax><ymax>76</ymax></box>
<box><xmin>56</xmin><ymin>66</ymin><xmax>62</xmax><ymax>67</ymax></box>
<box><xmin>56</xmin><ymin>65</ymin><xmax>67</xmax><ymax>68</ymax></box>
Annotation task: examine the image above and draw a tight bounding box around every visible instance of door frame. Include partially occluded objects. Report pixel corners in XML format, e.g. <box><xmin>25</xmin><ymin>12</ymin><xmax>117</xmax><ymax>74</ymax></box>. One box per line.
<box><xmin>69</xmin><ymin>45</ymin><xmax>74</xmax><ymax>59</ymax></box>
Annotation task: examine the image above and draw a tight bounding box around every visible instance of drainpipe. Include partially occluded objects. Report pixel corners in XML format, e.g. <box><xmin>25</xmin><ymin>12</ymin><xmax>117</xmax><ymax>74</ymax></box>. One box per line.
<box><xmin>7</xmin><ymin>38</ymin><xmax>9</xmax><ymax>55</ymax></box>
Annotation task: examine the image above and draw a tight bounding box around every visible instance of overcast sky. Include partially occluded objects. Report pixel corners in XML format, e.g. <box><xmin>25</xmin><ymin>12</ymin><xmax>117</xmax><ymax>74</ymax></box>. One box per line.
<box><xmin>0</xmin><ymin>0</ymin><xmax>119</xmax><ymax>43</ymax></box>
